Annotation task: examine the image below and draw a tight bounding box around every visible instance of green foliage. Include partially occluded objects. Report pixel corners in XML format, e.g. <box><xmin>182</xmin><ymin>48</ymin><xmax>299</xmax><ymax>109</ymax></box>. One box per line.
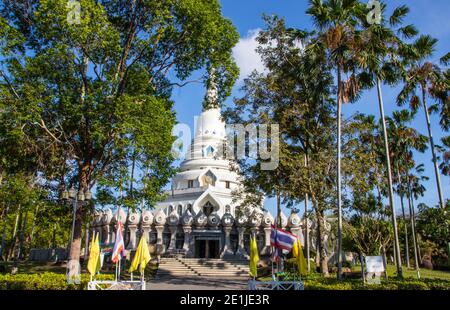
<box><xmin>0</xmin><ymin>272</ymin><xmax>113</xmax><ymax>290</ymax></box>
<box><xmin>416</xmin><ymin>203</ymin><xmax>450</xmax><ymax>251</ymax></box>
<box><xmin>0</xmin><ymin>0</ymin><xmax>239</xmax><ymax>262</ymax></box>
<box><xmin>302</xmin><ymin>277</ymin><xmax>450</xmax><ymax>290</ymax></box>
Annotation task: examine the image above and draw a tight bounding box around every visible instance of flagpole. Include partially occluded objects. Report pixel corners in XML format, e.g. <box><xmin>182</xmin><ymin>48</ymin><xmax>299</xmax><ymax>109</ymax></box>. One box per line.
<box><xmin>118</xmin><ymin>254</ymin><xmax>121</xmax><ymax>281</ymax></box>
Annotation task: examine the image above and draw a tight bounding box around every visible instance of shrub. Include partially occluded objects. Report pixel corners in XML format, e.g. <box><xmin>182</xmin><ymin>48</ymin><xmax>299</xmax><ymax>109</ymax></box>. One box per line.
<box><xmin>0</xmin><ymin>272</ymin><xmax>114</xmax><ymax>290</ymax></box>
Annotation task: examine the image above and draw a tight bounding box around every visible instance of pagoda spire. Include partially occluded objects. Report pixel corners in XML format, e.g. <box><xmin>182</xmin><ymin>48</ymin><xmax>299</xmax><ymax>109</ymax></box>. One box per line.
<box><xmin>203</xmin><ymin>67</ymin><xmax>219</xmax><ymax>110</ymax></box>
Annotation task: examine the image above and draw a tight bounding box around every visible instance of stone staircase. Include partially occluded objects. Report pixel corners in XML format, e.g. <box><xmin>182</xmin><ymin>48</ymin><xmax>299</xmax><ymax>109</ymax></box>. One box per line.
<box><xmin>157</xmin><ymin>257</ymin><xmax>250</xmax><ymax>279</ymax></box>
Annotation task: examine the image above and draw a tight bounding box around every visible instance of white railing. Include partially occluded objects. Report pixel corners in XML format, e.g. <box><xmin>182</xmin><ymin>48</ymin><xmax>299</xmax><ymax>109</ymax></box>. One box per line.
<box><xmin>87</xmin><ymin>280</ymin><xmax>146</xmax><ymax>290</ymax></box>
<box><xmin>248</xmin><ymin>279</ymin><xmax>304</xmax><ymax>290</ymax></box>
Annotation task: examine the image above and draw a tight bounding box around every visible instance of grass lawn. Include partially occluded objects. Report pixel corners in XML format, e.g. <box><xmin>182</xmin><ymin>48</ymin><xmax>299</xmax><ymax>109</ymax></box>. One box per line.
<box><xmin>385</xmin><ymin>264</ymin><xmax>450</xmax><ymax>280</ymax></box>
<box><xmin>0</xmin><ymin>260</ymin><xmax>158</xmax><ymax>279</ymax></box>
<box><xmin>348</xmin><ymin>264</ymin><xmax>450</xmax><ymax>280</ymax></box>
<box><xmin>0</xmin><ymin>261</ymin><xmax>67</xmax><ymax>274</ymax></box>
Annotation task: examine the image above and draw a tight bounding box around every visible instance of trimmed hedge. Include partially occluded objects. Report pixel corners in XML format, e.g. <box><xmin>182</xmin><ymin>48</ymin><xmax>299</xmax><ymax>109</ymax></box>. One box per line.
<box><xmin>302</xmin><ymin>277</ymin><xmax>450</xmax><ymax>290</ymax></box>
<box><xmin>0</xmin><ymin>272</ymin><xmax>114</xmax><ymax>290</ymax></box>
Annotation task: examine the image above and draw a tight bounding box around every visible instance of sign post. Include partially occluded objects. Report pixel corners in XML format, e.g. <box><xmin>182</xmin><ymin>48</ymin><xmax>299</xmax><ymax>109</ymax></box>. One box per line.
<box><xmin>364</xmin><ymin>256</ymin><xmax>386</xmax><ymax>285</ymax></box>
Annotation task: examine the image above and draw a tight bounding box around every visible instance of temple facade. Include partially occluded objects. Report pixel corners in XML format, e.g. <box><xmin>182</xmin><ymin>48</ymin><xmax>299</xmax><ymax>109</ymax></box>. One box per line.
<box><xmin>91</xmin><ymin>76</ymin><xmax>305</xmax><ymax>259</ymax></box>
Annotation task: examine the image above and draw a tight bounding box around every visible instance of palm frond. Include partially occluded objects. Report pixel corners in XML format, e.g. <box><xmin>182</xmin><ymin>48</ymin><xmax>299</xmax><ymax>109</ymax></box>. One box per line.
<box><xmin>398</xmin><ymin>24</ymin><xmax>418</xmax><ymax>39</ymax></box>
<box><xmin>389</xmin><ymin>5</ymin><xmax>409</xmax><ymax>27</ymax></box>
<box><xmin>440</xmin><ymin>52</ymin><xmax>450</xmax><ymax>66</ymax></box>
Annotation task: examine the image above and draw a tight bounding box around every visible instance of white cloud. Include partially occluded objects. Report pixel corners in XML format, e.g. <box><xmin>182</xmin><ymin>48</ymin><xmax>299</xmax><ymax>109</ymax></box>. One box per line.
<box><xmin>232</xmin><ymin>29</ymin><xmax>305</xmax><ymax>82</ymax></box>
<box><xmin>232</xmin><ymin>28</ymin><xmax>265</xmax><ymax>82</ymax></box>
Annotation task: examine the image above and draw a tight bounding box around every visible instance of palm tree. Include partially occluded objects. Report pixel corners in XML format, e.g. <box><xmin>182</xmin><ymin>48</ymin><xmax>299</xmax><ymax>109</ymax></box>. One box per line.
<box><xmin>407</xmin><ymin>163</ymin><xmax>429</xmax><ymax>276</ymax></box>
<box><xmin>387</xmin><ymin>109</ymin><xmax>427</xmax><ymax>268</ymax></box>
<box><xmin>397</xmin><ymin>36</ymin><xmax>447</xmax><ymax>209</ymax></box>
<box><xmin>354</xmin><ymin>3</ymin><xmax>419</xmax><ymax>277</ymax></box>
<box><xmin>436</xmin><ymin>136</ymin><xmax>450</xmax><ymax>177</ymax></box>
<box><xmin>306</xmin><ymin>0</ymin><xmax>362</xmax><ymax>280</ymax></box>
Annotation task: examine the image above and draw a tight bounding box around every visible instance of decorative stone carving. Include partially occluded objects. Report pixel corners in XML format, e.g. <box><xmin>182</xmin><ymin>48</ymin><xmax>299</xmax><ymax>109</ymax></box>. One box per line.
<box><xmin>262</xmin><ymin>212</ymin><xmax>274</xmax><ymax>227</ymax></box>
<box><xmin>139</xmin><ymin>210</ymin><xmax>153</xmax><ymax>247</ymax></box>
<box><xmin>194</xmin><ymin>210</ymin><xmax>207</xmax><ymax>228</ymax></box>
<box><xmin>249</xmin><ymin>214</ymin><xmax>262</xmax><ymax>227</ymax></box>
<box><xmin>207</xmin><ymin>212</ymin><xmax>220</xmax><ymax>228</ymax></box>
<box><xmin>181</xmin><ymin>210</ymin><xmax>194</xmax><ymax>226</ymax></box>
<box><xmin>183</xmin><ymin>225</ymin><xmax>193</xmax><ymax>257</ymax></box>
<box><xmin>93</xmin><ymin>210</ymin><xmax>102</xmax><ymax>225</ymax></box>
<box><xmin>141</xmin><ymin>210</ymin><xmax>153</xmax><ymax>226</ymax></box>
<box><xmin>102</xmin><ymin>209</ymin><xmax>113</xmax><ymax>225</ymax></box>
<box><xmin>126</xmin><ymin>211</ymin><xmax>140</xmax><ymax>249</ymax></box>
<box><xmin>153</xmin><ymin>209</ymin><xmax>167</xmax><ymax>226</ymax></box>
<box><xmin>236</xmin><ymin>215</ymin><xmax>248</xmax><ymax>227</ymax></box>
<box><xmin>168</xmin><ymin>209</ymin><xmax>180</xmax><ymax>226</ymax></box>
<box><xmin>113</xmin><ymin>208</ymin><xmax>126</xmax><ymax>224</ymax></box>
<box><xmin>235</xmin><ymin>227</ymin><xmax>248</xmax><ymax>259</ymax></box>
<box><xmin>288</xmin><ymin>212</ymin><xmax>301</xmax><ymax>228</ymax></box>
<box><xmin>127</xmin><ymin>211</ymin><xmax>140</xmax><ymax>225</ymax></box>
<box><xmin>221</xmin><ymin>213</ymin><xmax>234</xmax><ymax>227</ymax></box>
<box><xmin>279</xmin><ymin>211</ymin><xmax>288</xmax><ymax>228</ymax></box>
<box><xmin>242</xmin><ymin>206</ymin><xmax>253</xmax><ymax>217</ymax></box>
<box><xmin>166</xmin><ymin>209</ymin><xmax>179</xmax><ymax>252</ymax></box>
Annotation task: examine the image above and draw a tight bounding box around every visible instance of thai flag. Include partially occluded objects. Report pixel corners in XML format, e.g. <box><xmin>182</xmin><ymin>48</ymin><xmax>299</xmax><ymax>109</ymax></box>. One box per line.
<box><xmin>111</xmin><ymin>221</ymin><xmax>125</xmax><ymax>263</ymax></box>
<box><xmin>271</xmin><ymin>247</ymin><xmax>281</xmax><ymax>262</ymax></box>
<box><xmin>270</xmin><ymin>226</ymin><xmax>297</xmax><ymax>252</ymax></box>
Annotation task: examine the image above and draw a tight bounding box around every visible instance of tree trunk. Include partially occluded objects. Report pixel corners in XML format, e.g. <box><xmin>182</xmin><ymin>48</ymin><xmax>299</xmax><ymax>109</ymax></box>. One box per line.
<box><xmin>398</xmin><ymin>166</ymin><xmax>410</xmax><ymax>268</ymax></box>
<box><xmin>7</xmin><ymin>205</ymin><xmax>21</xmax><ymax>260</ymax></box>
<box><xmin>28</xmin><ymin>204</ymin><xmax>40</xmax><ymax>253</ymax></box>
<box><xmin>0</xmin><ymin>203</ymin><xmax>10</xmax><ymax>259</ymax></box>
<box><xmin>304</xmin><ymin>154</ymin><xmax>310</xmax><ymax>272</ymax></box>
<box><xmin>376</xmin><ymin>77</ymin><xmax>403</xmax><ymax>278</ymax></box>
<box><xmin>123</xmin><ymin>152</ymin><xmax>136</xmax><ymax>247</ymax></box>
<box><xmin>18</xmin><ymin>209</ymin><xmax>28</xmax><ymax>260</ymax></box>
<box><xmin>410</xmin><ymin>201</ymin><xmax>421</xmax><ymax>262</ymax></box>
<box><xmin>276</xmin><ymin>190</ymin><xmax>281</xmax><ymax>228</ymax></box>
<box><xmin>399</xmin><ymin>194</ymin><xmax>410</xmax><ymax>268</ymax></box>
<box><xmin>84</xmin><ymin>223</ymin><xmax>90</xmax><ymax>262</ymax></box>
<box><xmin>336</xmin><ymin>66</ymin><xmax>343</xmax><ymax>280</ymax></box>
<box><xmin>68</xmin><ymin>166</ymin><xmax>89</xmax><ymax>265</ymax></box>
<box><xmin>315</xmin><ymin>207</ymin><xmax>329</xmax><ymax>276</ymax></box>
<box><xmin>407</xmin><ymin>180</ymin><xmax>420</xmax><ymax>270</ymax></box>
<box><xmin>52</xmin><ymin>223</ymin><xmax>57</xmax><ymax>249</ymax></box>
<box><xmin>421</xmin><ymin>86</ymin><xmax>445</xmax><ymax>209</ymax></box>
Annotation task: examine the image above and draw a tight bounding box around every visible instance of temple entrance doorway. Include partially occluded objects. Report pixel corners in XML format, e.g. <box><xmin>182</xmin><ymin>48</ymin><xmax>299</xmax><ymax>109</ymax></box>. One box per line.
<box><xmin>195</xmin><ymin>239</ymin><xmax>220</xmax><ymax>258</ymax></box>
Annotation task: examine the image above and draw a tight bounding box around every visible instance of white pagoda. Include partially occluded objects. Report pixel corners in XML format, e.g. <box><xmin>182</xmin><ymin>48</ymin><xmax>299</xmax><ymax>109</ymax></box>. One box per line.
<box><xmin>91</xmin><ymin>72</ymin><xmax>304</xmax><ymax>259</ymax></box>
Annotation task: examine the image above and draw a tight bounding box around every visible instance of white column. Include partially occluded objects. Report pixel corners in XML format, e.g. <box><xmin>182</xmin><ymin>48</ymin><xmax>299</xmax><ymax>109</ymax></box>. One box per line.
<box><xmin>235</xmin><ymin>227</ymin><xmax>248</xmax><ymax>258</ymax></box>
<box><xmin>220</xmin><ymin>226</ymin><xmax>234</xmax><ymax>258</ymax></box>
<box><xmin>262</xmin><ymin>227</ymin><xmax>271</xmax><ymax>255</ymax></box>
<box><xmin>127</xmin><ymin>224</ymin><xmax>138</xmax><ymax>249</ymax></box>
<box><xmin>182</xmin><ymin>226</ymin><xmax>193</xmax><ymax>257</ymax></box>
<box><xmin>155</xmin><ymin>225</ymin><xmax>165</xmax><ymax>257</ymax></box>
<box><xmin>168</xmin><ymin>225</ymin><xmax>177</xmax><ymax>252</ymax></box>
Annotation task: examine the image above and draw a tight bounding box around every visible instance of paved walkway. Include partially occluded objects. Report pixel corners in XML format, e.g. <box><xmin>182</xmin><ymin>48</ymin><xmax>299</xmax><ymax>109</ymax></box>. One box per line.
<box><xmin>147</xmin><ymin>276</ymin><xmax>248</xmax><ymax>290</ymax></box>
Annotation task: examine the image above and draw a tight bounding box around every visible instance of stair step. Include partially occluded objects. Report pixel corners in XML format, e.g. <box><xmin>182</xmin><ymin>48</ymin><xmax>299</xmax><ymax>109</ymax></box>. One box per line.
<box><xmin>157</xmin><ymin>258</ymin><xmax>252</xmax><ymax>279</ymax></box>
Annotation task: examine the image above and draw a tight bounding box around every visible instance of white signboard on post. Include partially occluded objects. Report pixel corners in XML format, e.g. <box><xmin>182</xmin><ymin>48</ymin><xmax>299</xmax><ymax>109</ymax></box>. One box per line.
<box><xmin>365</xmin><ymin>256</ymin><xmax>385</xmax><ymax>284</ymax></box>
<box><xmin>365</xmin><ymin>256</ymin><xmax>385</xmax><ymax>273</ymax></box>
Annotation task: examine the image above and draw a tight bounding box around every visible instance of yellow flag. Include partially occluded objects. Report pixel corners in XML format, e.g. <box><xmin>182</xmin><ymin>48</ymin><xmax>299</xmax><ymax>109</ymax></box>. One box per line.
<box><xmin>129</xmin><ymin>235</ymin><xmax>151</xmax><ymax>275</ymax></box>
<box><xmin>249</xmin><ymin>235</ymin><xmax>259</xmax><ymax>278</ymax></box>
<box><xmin>87</xmin><ymin>232</ymin><xmax>101</xmax><ymax>276</ymax></box>
<box><xmin>296</xmin><ymin>239</ymin><xmax>307</xmax><ymax>275</ymax></box>
<box><xmin>292</xmin><ymin>238</ymin><xmax>299</xmax><ymax>257</ymax></box>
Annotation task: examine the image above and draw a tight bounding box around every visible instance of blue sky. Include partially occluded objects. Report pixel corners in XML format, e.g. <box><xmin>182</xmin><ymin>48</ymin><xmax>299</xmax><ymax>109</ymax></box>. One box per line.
<box><xmin>170</xmin><ymin>0</ymin><xmax>450</xmax><ymax>217</ymax></box>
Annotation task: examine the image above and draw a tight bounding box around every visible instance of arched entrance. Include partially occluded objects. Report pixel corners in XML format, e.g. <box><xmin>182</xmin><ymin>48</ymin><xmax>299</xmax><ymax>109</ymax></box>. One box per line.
<box><xmin>203</xmin><ymin>201</ymin><xmax>214</xmax><ymax>216</ymax></box>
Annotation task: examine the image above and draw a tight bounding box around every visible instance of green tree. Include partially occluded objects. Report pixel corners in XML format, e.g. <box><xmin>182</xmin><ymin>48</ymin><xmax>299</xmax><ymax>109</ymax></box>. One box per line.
<box><xmin>397</xmin><ymin>37</ymin><xmax>448</xmax><ymax>209</ymax></box>
<box><xmin>354</xmin><ymin>1</ymin><xmax>424</xmax><ymax>277</ymax></box>
<box><xmin>387</xmin><ymin>109</ymin><xmax>427</xmax><ymax>268</ymax></box>
<box><xmin>416</xmin><ymin>202</ymin><xmax>450</xmax><ymax>266</ymax></box>
<box><xmin>306</xmin><ymin>0</ymin><xmax>363</xmax><ymax>280</ymax></box>
<box><xmin>436</xmin><ymin>136</ymin><xmax>450</xmax><ymax>177</ymax></box>
<box><xmin>0</xmin><ymin>0</ymin><xmax>239</xmax><ymax>266</ymax></box>
<box><xmin>225</xmin><ymin>16</ymin><xmax>337</xmax><ymax>275</ymax></box>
